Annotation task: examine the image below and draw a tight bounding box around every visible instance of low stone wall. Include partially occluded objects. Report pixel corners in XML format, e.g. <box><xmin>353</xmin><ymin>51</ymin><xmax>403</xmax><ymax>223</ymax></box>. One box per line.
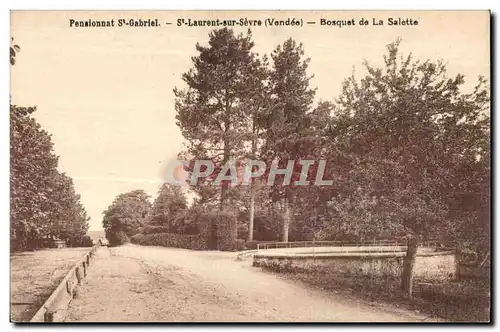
<box><xmin>253</xmin><ymin>251</ymin><xmax>455</xmax><ymax>280</ymax></box>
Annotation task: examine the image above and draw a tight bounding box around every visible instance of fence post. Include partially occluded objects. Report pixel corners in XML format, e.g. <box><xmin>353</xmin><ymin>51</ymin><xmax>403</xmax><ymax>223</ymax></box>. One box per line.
<box><xmin>75</xmin><ymin>266</ymin><xmax>82</xmax><ymax>285</ymax></box>
<box><xmin>66</xmin><ymin>279</ymin><xmax>73</xmax><ymax>297</ymax></box>
<box><xmin>44</xmin><ymin>310</ymin><xmax>54</xmax><ymax>322</ymax></box>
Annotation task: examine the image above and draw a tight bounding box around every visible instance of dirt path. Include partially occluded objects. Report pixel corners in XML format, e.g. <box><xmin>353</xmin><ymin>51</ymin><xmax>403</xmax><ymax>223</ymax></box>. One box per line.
<box><xmin>65</xmin><ymin>244</ymin><xmax>440</xmax><ymax>322</ymax></box>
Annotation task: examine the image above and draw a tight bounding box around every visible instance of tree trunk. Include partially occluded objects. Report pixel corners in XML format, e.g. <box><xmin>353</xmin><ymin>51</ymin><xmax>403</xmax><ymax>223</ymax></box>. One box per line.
<box><xmin>220</xmin><ymin>141</ymin><xmax>230</xmax><ymax>211</ymax></box>
<box><xmin>248</xmin><ymin>187</ymin><xmax>255</xmax><ymax>241</ymax></box>
<box><xmin>220</xmin><ymin>90</ymin><xmax>231</xmax><ymax>211</ymax></box>
<box><xmin>282</xmin><ymin>198</ymin><xmax>291</xmax><ymax>242</ymax></box>
<box><xmin>401</xmin><ymin>236</ymin><xmax>419</xmax><ymax>299</ymax></box>
<box><xmin>248</xmin><ymin>130</ymin><xmax>257</xmax><ymax>242</ymax></box>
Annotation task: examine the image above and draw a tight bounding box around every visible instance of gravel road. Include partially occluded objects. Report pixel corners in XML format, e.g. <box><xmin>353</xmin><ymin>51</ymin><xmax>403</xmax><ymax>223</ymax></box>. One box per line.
<box><xmin>65</xmin><ymin>244</ymin><xmax>438</xmax><ymax>322</ymax></box>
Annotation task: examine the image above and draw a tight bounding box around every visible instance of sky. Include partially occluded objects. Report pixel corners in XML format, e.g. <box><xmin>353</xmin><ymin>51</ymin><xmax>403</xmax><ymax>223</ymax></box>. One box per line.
<box><xmin>10</xmin><ymin>11</ymin><xmax>490</xmax><ymax>230</ymax></box>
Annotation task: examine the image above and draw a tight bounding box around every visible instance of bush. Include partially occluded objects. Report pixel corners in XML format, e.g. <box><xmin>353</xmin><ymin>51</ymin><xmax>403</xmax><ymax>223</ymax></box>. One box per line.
<box><xmin>78</xmin><ymin>235</ymin><xmax>94</xmax><ymax>247</ymax></box>
<box><xmin>214</xmin><ymin>211</ymin><xmax>237</xmax><ymax>251</ymax></box>
<box><xmin>134</xmin><ymin>211</ymin><xmax>238</xmax><ymax>251</ymax></box>
<box><xmin>200</xmin><ymin>211</ymin><xmax>237</xmax><ymax>251</ymax></box>
<box><xmin>194</xmin><ymin>211</ymin><xmax>238</xmax><ymax>251</ymax></box>
<box><xmin>195</xmin><ymin>213</ymin><xmax>212</xmax><ymax>236</ymax></box>
<box><xmin>235</xmin><ymin>239</ymin><xmax>246</xmax><ymax>251</ymax></box>
<box><xmin>130</xmin><ymin>232</ymin><xmax>209</xmax><ymax>250</ymax></box>
<box><xmin>67</xmin><ymin>235</ymin><xmax>94</xmax><ymax>248</ymax></box>
<box><xmin>142</xmin><ymin>225</ymin><xmax>171</xmax><ymax>234</ymax></box>
<box><xmin>252</xmin><ymin>212</ymin><xmax>283</xmax><ymax>241</ymax></box>
<box><xmin>106</xmin><ymin>230</ymin><xmax>129</xmax><ymax>246</ymax></box>
<box><xmin>130</xmin><ymin>233</ymin><xmax>145</xmax><ymax>243</ymax></box>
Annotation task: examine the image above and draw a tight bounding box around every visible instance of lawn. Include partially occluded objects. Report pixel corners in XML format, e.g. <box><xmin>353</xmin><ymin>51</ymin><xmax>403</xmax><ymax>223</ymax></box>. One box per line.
<box><xmin>10</xmin><ymin>247</ymin><xmax>89</xmax><ymax>322</ymax></box>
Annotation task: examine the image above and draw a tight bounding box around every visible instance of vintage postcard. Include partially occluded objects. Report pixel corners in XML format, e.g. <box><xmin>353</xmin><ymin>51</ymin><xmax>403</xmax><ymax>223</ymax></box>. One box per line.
<box><xmin>10</xmin><ymin>10</ymin><xmax>490</xmax><ymax>323</ymax></box>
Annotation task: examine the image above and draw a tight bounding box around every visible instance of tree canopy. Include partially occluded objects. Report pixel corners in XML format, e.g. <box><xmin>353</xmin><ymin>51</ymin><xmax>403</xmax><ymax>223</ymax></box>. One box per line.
<box><xmin>102</xmin><ymin>190</ymin><xmax>152</xmax><ymax>246</ymax></box>
<box><xmin>10</xmin><ymin>40</ymin><xmax>90</xmax><ymax>251</ymax></box>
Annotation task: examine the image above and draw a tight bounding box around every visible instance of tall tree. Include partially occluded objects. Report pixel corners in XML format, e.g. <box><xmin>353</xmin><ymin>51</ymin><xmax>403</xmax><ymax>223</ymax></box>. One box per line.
<box><xmin>261</xmin><ymin>38</ymin><xmax>316</xmax><ymax>242</ymax></box>
<box><xmin>241</xmin><ymin>54</ymin><xmax>269</xmax><ymax>241</ymax></box>
<box><xmin>48</xmin><ymin>172</ymin><xmax>90</xmax><ymax>245</ymax></box>
<box><xmin>175</xmin><ymin>28</ymin><xmax>265</xmax><ymax>211</ymax></box>
<box><xmin>329</xmin><ymin>40</ymin><xmax>490</xmax><ymax>298</ymax></box>
<box><xmin>10</xmin><ymin>104</ymin><xmax>58</xmax><ymax>250</ymax></box>
<box><xmin>102</xmin><ymin>190</ymin><xmax>152</xmax><ymax>246</ymax></box>
<box><xmin>10</xmin><ymin>40</ymin><xmax>90</xmax><ymax>250</ymax></box>
<box><xmin>149</xmin><ymin>183</ymin><xmax>188</xmax><ymax>233</ymax></box>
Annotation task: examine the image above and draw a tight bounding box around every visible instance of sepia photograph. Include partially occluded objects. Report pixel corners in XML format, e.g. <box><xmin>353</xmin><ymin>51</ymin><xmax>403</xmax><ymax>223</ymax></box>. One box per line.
<box><xmin>9</xmin><ymin>10</ymin><xmax>490</xmax><ymax>323</ymax></box>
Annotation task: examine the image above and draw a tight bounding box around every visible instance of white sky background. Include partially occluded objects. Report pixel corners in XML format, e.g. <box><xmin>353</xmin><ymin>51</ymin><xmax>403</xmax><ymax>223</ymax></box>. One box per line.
<box><xmin>10</xmin><ymin>11</ymin><xmax>489</xmax><ymax>230</ymax></box>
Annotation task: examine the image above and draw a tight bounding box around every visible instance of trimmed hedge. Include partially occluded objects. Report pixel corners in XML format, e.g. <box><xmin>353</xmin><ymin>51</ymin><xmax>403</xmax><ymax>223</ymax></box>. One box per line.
<box><xmin>214</xmin><ymin>211</ymin><xmax>238</xmax><ymax>251</ymax></box>
<box><xmin>131</xmin><ymin>211</ymin><xmax>238</xmax><ymax>251</ymax></box>
<box><xmin>235</xmin><ymin>239</ymin><xmax>246</xmax><ymax>251</ymax></box>
<box><xmin>141</xmin><ymin>225</ymin><xmax>171</xmax><ymax>234</ymax></box>
<box><xmin>106</xmin><ymin>230</ymin><xmax>130</xmax><ymax>247</ymax></box>
<box><xmin>195</xmin><ymin>211</ymin><xmax>238</xmax><ymax>251</ymax></box>
<box><xmin>130</xmin><ymin>232</ymin><xmax>209</xmax><ymax>250</ymax></box>
<box><xmin>130</xmin><ymin>233</ymin><xmax>145</xmax><ymax>243</ymax></box>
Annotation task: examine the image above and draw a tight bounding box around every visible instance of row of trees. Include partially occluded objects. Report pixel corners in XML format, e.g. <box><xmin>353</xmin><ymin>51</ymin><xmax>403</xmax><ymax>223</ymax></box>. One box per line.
<box><xmin>101</xmin><ymin>28</ymin><xmax>489</xmax><ymax>297</ymax></box>
<box><xmin>173</xmin><ymin>29</ymin><xmax>490</xmax><ymax>297</ymax></box>
<box><xmin>102</xmin><ymin>185</ymin><xmax>194</xmax><ymax>246</ymax></box>
<box><xmin>10</xmin><ymin>40</ymin><xmax>91</xmax><ymax>251</ymax></box>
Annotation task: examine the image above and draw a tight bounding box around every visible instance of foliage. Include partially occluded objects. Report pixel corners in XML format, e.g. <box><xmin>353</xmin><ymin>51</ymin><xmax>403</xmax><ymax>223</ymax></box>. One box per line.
<box><xmin>130</xmin><ymin>233</ymin><xmax>145</xmax><ymax>243</ymax></box>
<box><xmin>10</xmin><ymin>39</ymin><xmax>90</xmax><ymax>251</ymax></box>
<box><xmin>106</xmin><ymin>231</ymin><xmax>130</xmax><ymax>247</ymax></box>
<box><xmin>141</xmin><ymin>225</ymin><xmax>171</xmax><ymax>234</ymax></box>
<box><xmin>195</xmin><ymin>211</ymin><xmax>238</xmax><ymax>251</ymax></box>
<box><xmin>259</xmin><ymin>39</ymin><xmax>316</xmax><ymax>241</ymax></box>
<box><xmin>175</xmin><ymin>28</ymin><xmax>267</xmax><ymax>209</ymax></box>
<box><xmin>130</xmin><ymin>232</ymin><xmax>209</xmax><ymax>250</ymax></box>
<box><xmin>213</xmin><ymin>211</ymin><xmax>238</xmax><ymax>251</ymax></box>
<box><xmin>10</xmin><ymin>38</ymin><xmax>20</xmax><ymax>66</ymax></box>
<box><xmin>235</xmin><ymin>239</ymin><xmax>246</xmax><ymax>251</ymax></box>
<box><xmin>321</xmin><ymin>40</ymin><xmax>490</xmax><ymax>296</ymax></box>
<box><xmin>102</xmin><ymin>190</ymin><xmax>151</xmax><ymax>246</ymax></box>
<box><xmin>326</xmin><ymin>39</ymin><xmax>489</xmax><ymax>243</ymax></box>
<box><xmin>252</xmin><ymin>210</ymin><xmax>283</xmax><ymax>241</ymax></box>
<box><xmin>149</xmin><ymin>183</ymin><xmax>188</xmax><ymax>233</ymax></box>
<box><xmin>72</xmin><ymin>235</ymin><xmax>94</xmax><ymax>247</ymax></box>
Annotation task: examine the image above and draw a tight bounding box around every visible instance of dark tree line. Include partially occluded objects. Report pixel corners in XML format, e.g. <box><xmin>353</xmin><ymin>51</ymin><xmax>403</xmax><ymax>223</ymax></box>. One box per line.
<box><xmin>102</xmin><ymin>29</ymin><xmax>489</xmax><ymax>298</ymax></box>
<box><xmin>174</xmin><ymin>30</ymin><xmax>490</xmax><ymax>297</ymax></box>
<box><xmin>10</xmin><ymin>39</ymin><xmax>91</xmax><ymax>251</ymax></box>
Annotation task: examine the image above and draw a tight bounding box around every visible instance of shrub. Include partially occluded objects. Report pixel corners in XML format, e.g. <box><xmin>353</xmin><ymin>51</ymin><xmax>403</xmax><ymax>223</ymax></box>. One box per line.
<box><xmin>142</xmin><ymin>225</ymin><xmax>171</xmax><ymax>234</ymax></box>
<box><xmin>68</xmin><ymin>235</ymin><xmax>94</xmax><ymax>247</ymax></box>
<box><xmin>235</xmin><ymin>239</ymin><xmax>246</xmax><ymax>251</ymax></box>
<box><xmin>106</xmin><ymin>230</ymin><xmax>129</xmax><ymax>246</ymax></box>
<box><xmin>195</xmin><ymin>213</ymin><xmax>212</xmax><ymax>236</ymax></box>
<box><xmin>204</xmin><ymin>211</ymin><xmax>237</xmax><ymax>251</ymax></box>
<box><xmin>194</xmin><ymin>211</ymin><xmax>237</xmax><ymax>251</ymax></box>
<box><xmin>130</xmin><ymin>233</ymin><xmax>145</xmax><ymax>243</ymax></box>
<box><xmin>214</xmin><ymin>211</ymin><xmax>237</xmax><ymax>251</ymax></box>
<box><xmin>253</xmin><ymin>212</ymin><xmax>283</xmax><ymax>241</ymax></box>
<box><xmin>138</xmin><ymin>211</ymin><xmax>238</xmax><ymax>251</ymax></box>
<box><xmin>131</xmin><ymin>232</ymin><xmax>209</xmax><ymax>250</ymax></box>
<box><xmin>79</xmin><ymin>235</ymin><xmax>94</xmax><ymax>247</ymax></box>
